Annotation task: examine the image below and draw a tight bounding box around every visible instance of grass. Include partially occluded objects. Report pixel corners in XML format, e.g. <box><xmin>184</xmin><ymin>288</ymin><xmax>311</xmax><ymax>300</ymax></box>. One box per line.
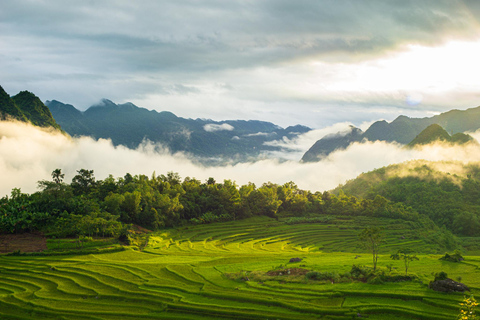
<box><xmin>0</xmin><ymin>215</ymin><xmax>478</xmax><ymax>319</ymax></box>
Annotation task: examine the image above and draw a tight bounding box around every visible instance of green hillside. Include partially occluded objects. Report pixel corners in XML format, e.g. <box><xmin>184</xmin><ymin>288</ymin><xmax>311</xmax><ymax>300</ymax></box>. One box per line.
<box><xmin>407</xmin><ymin>124</ymin><xmax>474</xmax><ymax>147</ymax></box>
<box><xmin>12</xmin><ymin>91</ymin><xmax>62</xmax><ymax>130</ymax></box>
<box><xmin>0</xmin><ymin>216</ymin><xmax>477</xmax><ymax>319</ymax></box>
<box><xmin>0</xmin><ymin>85</ymin><xmax>27</xmax><ymax>122</ymax></box>
<box><xmin>335</xmin><ymin>160</ymin><xmax>480</xmax><ymax>236</ymax></box>
<box><xmin>0</xmin><ymin>86</ymin><xmax>62</xmax><ymax>130</ymax></box>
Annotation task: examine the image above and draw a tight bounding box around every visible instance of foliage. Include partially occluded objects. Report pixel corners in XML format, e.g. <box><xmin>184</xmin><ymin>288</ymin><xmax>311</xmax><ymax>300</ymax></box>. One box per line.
<box><xmin>440</xmin><ymin>250</ymin><xmax>465</xmax><ymax>262</ymax></box>
<box><xmin>305</xmin><ymin>271</ymin><xmax>340</xmax><ymax>282</ymax></box>
<box><xmin>335</xmin><ymin>161</ymin><xmax>480</xmax><ymax>237</ymax></box>
<box><xmin>433</xmin><ymin>271</ymin><xmax>449</xmax><ymax>282</ymax></box>
<box><xmin>358</xmin><ymin>227</ymin><xmax>384</xmax><ymax>271</ymax></box>
<box><xmin>0</xmin><ymin>164</ymin><xmax>474</xmax><ymax>250</ymax></box>
<box><xmin>390</xmin><ymin>248</ymin><xmax>419</xmax><ymax>275</ymax></box>
<box><xmin>458</xmin><ymin>295</ymin><xmax>478</xmax><ymax>320</ymax></box>
<box><xmin>12</xmin><ymin>90</ymin><xmax>62</xmax><ymax>130</ymax></box>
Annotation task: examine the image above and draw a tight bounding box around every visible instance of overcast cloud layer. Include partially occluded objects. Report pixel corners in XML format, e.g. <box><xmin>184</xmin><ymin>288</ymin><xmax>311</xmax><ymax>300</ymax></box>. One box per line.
<box><xmin>2</xmin><ymin>1</ymin><xmax>480</xmax><ymax>128</ymax></box>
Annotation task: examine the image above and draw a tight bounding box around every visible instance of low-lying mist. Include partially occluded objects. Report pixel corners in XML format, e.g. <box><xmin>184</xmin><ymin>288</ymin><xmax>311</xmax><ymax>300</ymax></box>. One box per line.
<box><xmin>1</xmin><ymin>120</ymin><xmax>480</xmax><ymax>197</ymax></box>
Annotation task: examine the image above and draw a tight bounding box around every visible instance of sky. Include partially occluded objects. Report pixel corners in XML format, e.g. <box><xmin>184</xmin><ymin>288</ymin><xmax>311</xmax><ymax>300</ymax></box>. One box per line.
<box><xmin>2</xmin><ymin>1</ymin><xmax>480</xmax><ymax>128</ymax></box>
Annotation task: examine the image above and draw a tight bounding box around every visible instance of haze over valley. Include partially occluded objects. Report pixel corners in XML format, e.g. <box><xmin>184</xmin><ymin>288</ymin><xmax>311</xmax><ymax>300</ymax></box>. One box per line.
<box><xmin>3</xmin><ymin>85</ymin><xmax>480</xmax><ymax>197</ymax></box>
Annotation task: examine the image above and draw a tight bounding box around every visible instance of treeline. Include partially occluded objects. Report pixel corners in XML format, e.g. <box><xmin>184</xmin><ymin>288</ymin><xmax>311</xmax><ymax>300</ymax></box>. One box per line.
<box><xmin>337</xmin><ymin>163</ymin><xmax>480</xmax><ymax>236</ymax></box>
<box><xmin>364</xmin><ymin>175</ymin><xmax>480</xmax><ymax>236</ymax></box>
<box><xmin>0</xmin><ymin>169</ymin><xmax>423</xmax><ymax>237</ymax></box>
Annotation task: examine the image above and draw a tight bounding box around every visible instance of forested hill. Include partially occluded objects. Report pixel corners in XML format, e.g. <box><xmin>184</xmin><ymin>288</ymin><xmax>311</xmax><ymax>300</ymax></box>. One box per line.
<box><xmin>334</xmin><ymin>160</ymin><xmax>480</xmax><ymax>236</ymax></box>
<box><xmin>0</xmin><ymin>86</ymin><xmax>62</xmax><ymax>130</ymax></box>
<box><xmin>1</xmin><ymin>168</ymin><xmax>431</xmax><ymax>240</ymax></box>
<box><xmin>47</xmin><ymin>99</ymin><xmax>310</xmax><ymax>162</ymax></box>
<box><xmin>407</xmin><ymin>123</ymin><xmax>475</xmax><ymax>147</ymax></box>
<box><xmin>302</xmin><ymin>105</ymin><xmax>480</xmax><ymax>162</ymax></box>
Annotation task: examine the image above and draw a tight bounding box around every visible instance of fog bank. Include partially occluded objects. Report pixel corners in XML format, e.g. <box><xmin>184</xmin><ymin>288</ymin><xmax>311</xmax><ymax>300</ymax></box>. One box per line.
<box><xmin>1</xmin><ymin>120</ymin><xmax>480</xmax><ymax>197</ymax></box>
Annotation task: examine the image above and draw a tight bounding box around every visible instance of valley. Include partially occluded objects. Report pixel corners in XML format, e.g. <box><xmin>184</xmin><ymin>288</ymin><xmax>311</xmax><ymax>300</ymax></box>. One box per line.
<box><xmin>1</xmin><ymin>216</ymin><xmax>478</xmax><ymax>319</ymax></box>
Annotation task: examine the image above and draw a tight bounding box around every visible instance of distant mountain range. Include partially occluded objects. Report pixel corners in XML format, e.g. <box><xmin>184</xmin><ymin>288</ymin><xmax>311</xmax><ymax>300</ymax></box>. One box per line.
<box><xmin>46</xmin><ymin>99</ymin><xmax>310</xmax><ymax>163</ymax></box>
<box><xmin>0</xmin><ymin>86</ymin><xmax>61</xmax><ymax>130</ymax></box>
<box><xmin>302</xmin><ymin>106</ymin><xmax>480</xmax><ymax>162</ymax></box>
<box><xmin>2</xmin><ymin>85</ymin><xmax>480</xmax><ymax>164</ymax></box>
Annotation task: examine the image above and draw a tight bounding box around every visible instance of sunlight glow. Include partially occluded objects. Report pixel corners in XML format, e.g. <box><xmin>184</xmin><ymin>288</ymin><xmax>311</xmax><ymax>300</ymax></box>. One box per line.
<box><xmin>309</xmin><ymin>39</ymin><xmax>480</xmax><ymax>103</ymax></box>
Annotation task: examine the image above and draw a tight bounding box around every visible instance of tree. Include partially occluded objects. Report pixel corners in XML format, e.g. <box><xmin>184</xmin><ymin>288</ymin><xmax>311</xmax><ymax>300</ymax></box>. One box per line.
<box><xmin>71</xmin><ymin>169</ymin><xmax>96</xmax><ymax>195</ymax></box>
<box><xmin>52</xmin><ymin>169</ymin><xmax>65</xmax><ymax>184</ymax></box>
<box><xmin>391</xmin><ymin>248</ymin><xmax>419</xmax><ymax>275</ymax></box>
<box><xmin>358</xmin><ymin>227</ymin><xmax>383</xmax><ymax>271</ymax></box>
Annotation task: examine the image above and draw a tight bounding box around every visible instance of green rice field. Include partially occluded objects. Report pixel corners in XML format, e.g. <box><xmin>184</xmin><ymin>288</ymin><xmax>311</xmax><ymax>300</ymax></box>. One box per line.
<box><xmin>0</xmin><ymin>216</ymin><xmax>478</xmax><ymax>319</ymax></box>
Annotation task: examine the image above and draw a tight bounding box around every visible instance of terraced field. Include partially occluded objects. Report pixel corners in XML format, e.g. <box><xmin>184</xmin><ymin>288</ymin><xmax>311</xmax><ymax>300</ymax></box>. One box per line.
<box><xmin>0</xmin><ymin>216</ymin><xmax>479</xmax><ymax>319</ymax></box>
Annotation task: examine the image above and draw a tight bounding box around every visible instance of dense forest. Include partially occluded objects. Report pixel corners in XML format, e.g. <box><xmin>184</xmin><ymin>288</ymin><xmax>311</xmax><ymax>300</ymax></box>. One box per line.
<box><xmin>335</xmin><ymin>160</ymin><xmax>480</xmax><ymax>236</ymax></box>
<box><xmin>0</xmin><ymin>168</ymin><xmax>428</xmax><ymax>240</ymax></box>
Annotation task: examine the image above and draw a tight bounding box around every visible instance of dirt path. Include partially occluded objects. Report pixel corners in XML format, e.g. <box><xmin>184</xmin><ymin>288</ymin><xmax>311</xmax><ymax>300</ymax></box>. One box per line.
<box><xmin>0</xmin><ymin>232</ymin><xmax>47</xmax><ymax>253</ymax></box>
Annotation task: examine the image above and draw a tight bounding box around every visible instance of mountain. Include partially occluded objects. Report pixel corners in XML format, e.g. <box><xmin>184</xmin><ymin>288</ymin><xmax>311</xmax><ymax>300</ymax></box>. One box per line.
<box><xmin>301</xmin><ymin>126</ymin><xmax>363</xmax><ymax>162</ymax></box>
<box><xmin>0</xmin><ymin>86</ymin><xmax>62</xmax><ymax>130</ymax></box>
<box><xmin>407</xmin><ymin>124</ymin><xmax>475</xmax><ymax>147</ymax></box>
<box><xmin>0</xmin><ymin>86</ymin><xmax>27</xmax><ymax>122</ymax></box>
<box><xmin>47</xmin><ymin>99</ymin><xmax>310</xmax><ymax>162</ymax></box>
<box><xmin>302</xmin><ymin>105</ymin><xmax>480</xmax><ymax>162</ymax></box>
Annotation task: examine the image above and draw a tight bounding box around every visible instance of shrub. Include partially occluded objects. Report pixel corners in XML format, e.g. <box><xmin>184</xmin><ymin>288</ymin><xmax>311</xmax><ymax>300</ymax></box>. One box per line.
<box><xmin>367</xmin><ymin>276</ymin><xmax>384</xmax><ymax>285</ymax></box>
<box><xmin>433</xmin><ymin>271</ymin><xmax>448</xmax><ymax>282</ymax></box>
<box><xmin>439</xmin><ymin>250</ymin><xmax>464</xmax><ymax>262</ymax></box>
<box><xmin>349</xmin><ymin>264</ymin><xmax>371</xmax><ymax>280</ymax></box>
<box><xmin>306</xmin><ymin>271</ymin><xmax>339</xmax><ymax>282</ymax></box>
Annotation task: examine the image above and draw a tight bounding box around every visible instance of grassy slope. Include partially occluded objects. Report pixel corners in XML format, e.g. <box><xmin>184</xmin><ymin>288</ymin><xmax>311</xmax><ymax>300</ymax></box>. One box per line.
<box><xmin>0</xmin><ymin>216</ymin><xmax>478</xmax><ymax>319</ymax></box>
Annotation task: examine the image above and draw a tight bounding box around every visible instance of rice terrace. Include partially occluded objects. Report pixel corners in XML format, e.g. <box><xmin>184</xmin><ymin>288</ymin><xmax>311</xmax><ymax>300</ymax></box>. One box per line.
<box><xmin>1</xmin><ymin>214</ymin><xmax>479</xmax><ymax>319</ymax></box>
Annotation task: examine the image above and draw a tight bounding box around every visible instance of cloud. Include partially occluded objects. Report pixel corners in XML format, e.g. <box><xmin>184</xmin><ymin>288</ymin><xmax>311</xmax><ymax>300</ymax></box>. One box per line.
<box><xmin>244</xmin><ymin>132</ymin><xmax>277</xmax><ymax>137</ymax></box>
<box><xmin>2</xmin><ymin>121</ymin><xmax>480</xmax><ymax>198</ymax></box>
<box><xmin>264</xmin><ymin>122</ymin><xmax>355</xmax><ymax>160</ymax></box>
<box><xmin>2</xmin><ymin>1</ymin><xmax>480</xmax><ymax>127</ymax></box>
<box><xmin>203</xmin><ymin>123</ymin><xmax>234</xmax><ymax>132</ymax></box>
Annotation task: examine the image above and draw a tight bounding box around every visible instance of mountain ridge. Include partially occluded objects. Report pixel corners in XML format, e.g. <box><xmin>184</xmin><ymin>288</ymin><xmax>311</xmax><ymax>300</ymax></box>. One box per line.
<box><xmin>47</xmin><ymin>99</ymin><xmax>310</xmax><ymax>163</ymax></box>
<box><xmin>407</xmin><ymin>123</ymin><xmax>475</xmax><ymax>147</ymax></box>
<box><xmin>302</xmin><ymin>105</ymin><xmax>480</xmax><ymax>162</ymax></box>
<box><xmin>0</xmin><ymin>86</ymin><xmax>62</xmax><ymax>130</ymax></box>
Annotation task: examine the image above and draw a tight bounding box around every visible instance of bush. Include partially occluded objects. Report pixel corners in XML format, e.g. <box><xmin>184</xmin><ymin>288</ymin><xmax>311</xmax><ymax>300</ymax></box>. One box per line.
<box><xmin>380</xmin><ymin>274</ymin><xmax>416</xmax><ymax>282</ymax></box>
<box><xmin>306</xmin><ymin>271</ymin><xmax>339</xmax><ymax>282</ymax></box>
<box><xmin>439</xmin><ymin>250</ymin><xmax>464</xmax><ymax>262</ymax></box>
<box><xmin>367</xmin><ymin>276</ymin><xmax>384</xmax><ymax>285</ymax></box>
<box><xmin>349</xmin><ymin>264</ymin><xmax>372</xmax><ymax>280</ymax></box>
<box><xmin>433</xmin><ymin>271</ymin><xmax>448</xmax><ymax>282</ymax></box>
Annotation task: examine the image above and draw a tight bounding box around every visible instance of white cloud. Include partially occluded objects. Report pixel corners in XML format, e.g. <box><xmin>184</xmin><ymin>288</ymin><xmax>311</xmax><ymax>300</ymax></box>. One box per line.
<box><xmin>244</xmin><ymin>132</ymin><xmax>277</xmax><ymax>137</ymax></box>
<box><xmin>2</xmin><ymin>121</ymin><xmax>480</xmax><ymax>198</ymax></box>
<box><xmin>203</xmin><ymin>123</ymin><xmax>234</xmax><ymax>132</ymax></box>
<box><xmin>2</xmin><ymin>2</ymin><xmax>480</xmax><ymax>128</ymax></box>
<box><xmin>264</xmin><ymin>122</ymin><xmax>354</xmax><ymax>160</ymax></box>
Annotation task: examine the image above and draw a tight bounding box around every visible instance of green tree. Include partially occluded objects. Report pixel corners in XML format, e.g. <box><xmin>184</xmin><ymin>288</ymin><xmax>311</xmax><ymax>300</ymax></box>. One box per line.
<box><xmin>358</xmin><ymin>227</ymin><xmax>384</xmax><ymax>271</ymax></box>
<box><xmin>52</xmin><ymin>169</ymin><xmax>65</xmax><ymax>184</ymax></box>
<box><xmin>391</xmin><ymin>248</ymin><xmax>419</xmax><ymax>275</ymax></box>
<box><xmin>121</xmin><ymin>191</ymin><xmax>142</xmax><ymax>223</ymax></box>
<box><xmin>71</xmin><ymin>169</ymin><xmax>97</xmax><ymax>195</ymax></box>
